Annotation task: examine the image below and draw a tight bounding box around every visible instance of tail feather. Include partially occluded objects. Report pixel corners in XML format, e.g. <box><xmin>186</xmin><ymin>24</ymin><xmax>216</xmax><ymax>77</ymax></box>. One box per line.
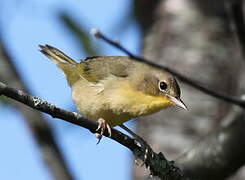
<box><xmin>39</xmin><ymin>44</ymin><xmax>80</xmax><ymax>86</ymax></box>
<box><xmin>39</xmin><ymin>44</ymin><xmax>77</xmax><ymax>65</ymax></box>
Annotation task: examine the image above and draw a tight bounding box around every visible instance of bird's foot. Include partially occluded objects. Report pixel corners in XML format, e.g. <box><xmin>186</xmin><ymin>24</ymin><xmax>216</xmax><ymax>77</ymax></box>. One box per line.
<box><xmin>95</xmin><ymin>118</ymin><xmax>112</xmax><ymax>144</ymax></box>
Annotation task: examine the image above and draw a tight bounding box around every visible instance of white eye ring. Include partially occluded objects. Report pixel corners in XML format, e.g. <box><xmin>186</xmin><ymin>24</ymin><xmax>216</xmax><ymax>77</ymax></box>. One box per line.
<box><xmin>158</xmin><ymin>81</ymin><xmax>168</xmax><ymax>91</ymax></box>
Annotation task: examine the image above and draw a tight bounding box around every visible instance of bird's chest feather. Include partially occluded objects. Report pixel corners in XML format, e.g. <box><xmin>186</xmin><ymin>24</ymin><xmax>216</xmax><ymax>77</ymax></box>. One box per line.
<box><xmin>71</xmin><ymin>79</ymin><xmax>172</xmax><ymax>126</ymax></box>
<box><xmin>106</xmin><ymin>82</ymin><xmax>173</xmax><ymax>117</ymax></box>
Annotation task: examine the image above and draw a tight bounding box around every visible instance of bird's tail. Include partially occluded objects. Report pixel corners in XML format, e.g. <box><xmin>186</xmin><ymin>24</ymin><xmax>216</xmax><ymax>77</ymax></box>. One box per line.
<box><xmin>39</xmin><ymin>44</ymin><xmax>77</xmax><ymax>65</ymax></box>
<box><xmin>39</xmin><ymin>44</ymin><xmax>80</xmax><ymax>86</ymax></box>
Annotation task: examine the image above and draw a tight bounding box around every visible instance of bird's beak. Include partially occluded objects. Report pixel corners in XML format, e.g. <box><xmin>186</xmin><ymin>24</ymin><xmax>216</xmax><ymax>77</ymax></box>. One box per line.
<box><xmin>168</xmin><ymin>95</ymin><xmax>188</xmax><ymax>110</ymax></box>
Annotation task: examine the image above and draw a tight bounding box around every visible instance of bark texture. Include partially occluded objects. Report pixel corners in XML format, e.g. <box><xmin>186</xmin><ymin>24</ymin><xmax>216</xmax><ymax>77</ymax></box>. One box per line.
<box><xmin>134</xmin><ymin>0</ymin><xmax>244</xmax><ymax>179</ymax></box>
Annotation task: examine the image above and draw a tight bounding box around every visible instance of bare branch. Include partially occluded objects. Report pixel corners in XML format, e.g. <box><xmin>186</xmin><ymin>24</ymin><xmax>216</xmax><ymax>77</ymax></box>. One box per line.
<box><xmin>0</xmin><ymin>42</ymin><xmax>74</xmax><ymax>180</ymax></box>
<box><xmin>0</xmin><ymin>81</ymin><xmax>185</xmax><ymax>180</ymax></box>
<box><xmin>2</xmin><ymin>72</ymin><xmax>245</xmax><ymax>179</ymax></box>
<box><xmin>91</xmin><ymin>29</ymin><xmax>245</xmax><ymax>109</ymax></box>
<box><xmin>91</xmin><ymin>29</ymin><xmax>245</xmax><ymax>179</ymax></box>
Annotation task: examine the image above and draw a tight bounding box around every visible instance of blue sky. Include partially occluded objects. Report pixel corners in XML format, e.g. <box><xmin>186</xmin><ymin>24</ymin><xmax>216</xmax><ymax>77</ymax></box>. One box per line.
<box><xmin>0</xmin><ymin>0</ymin><xmax>141</xmax><ymax>179</ymax></box>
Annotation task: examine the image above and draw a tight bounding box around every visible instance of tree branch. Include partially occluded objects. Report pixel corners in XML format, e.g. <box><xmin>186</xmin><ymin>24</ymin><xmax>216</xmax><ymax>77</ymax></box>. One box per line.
<box><xmin>2</xmin><ymin>74</ymin><xmax>245</xmax><ymax>179</ymax></box>
<box><xmin>91</xmin><ymin>29</ymin><xmax>245</xmax><ymax>109</ymax></box>
<box><xmin>0</xmin><ymin>41</ymin><xmax>74</xmax><ymax>180</ymax></box>
<box><xmin>0</xmin><ymin>81</ymin><xmax>185</xmax><ymax>180</ymax></box>
<box><xmin>91</xmin><ymin>29</ymin><xmax>245</xmax><ymax>179</ymax></box>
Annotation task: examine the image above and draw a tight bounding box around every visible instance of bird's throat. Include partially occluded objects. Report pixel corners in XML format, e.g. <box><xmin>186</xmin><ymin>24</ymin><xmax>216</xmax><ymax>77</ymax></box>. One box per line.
<box><xmin>109</xmin><ymin>83</ymin><xmax>174</xmax><ymax>117</ymax></box>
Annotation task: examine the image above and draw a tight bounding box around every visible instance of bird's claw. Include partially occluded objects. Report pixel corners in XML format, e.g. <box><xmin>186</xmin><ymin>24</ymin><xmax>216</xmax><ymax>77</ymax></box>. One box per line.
<box><xmin>95</xmin><ymin>118</ymin><xmax>112</xmax><ymax>144</ymax></box>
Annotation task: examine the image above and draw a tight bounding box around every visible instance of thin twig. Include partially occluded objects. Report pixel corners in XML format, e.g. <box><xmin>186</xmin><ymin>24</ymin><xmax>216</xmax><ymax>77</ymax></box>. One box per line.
<box><xmin>0</xmin><ymin>81</ymin><xmax>184</xmax><ymax>180</ymax></box>
<box><xmin>91</xmin><ymin>29</ymin><xmax>245</xmax><ymax>109</ymax></box>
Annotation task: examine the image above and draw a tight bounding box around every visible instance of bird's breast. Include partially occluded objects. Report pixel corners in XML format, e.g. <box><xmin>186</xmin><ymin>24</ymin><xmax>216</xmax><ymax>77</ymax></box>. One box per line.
<box><xmin>71</xmin><ymin>79</ymin><xmax>173</xmax><ymax>127</ymax></box>
<box><xmin>106</xmin><ymin>81</ymin><xmax>174</xmax><ymax>118</ymax></box>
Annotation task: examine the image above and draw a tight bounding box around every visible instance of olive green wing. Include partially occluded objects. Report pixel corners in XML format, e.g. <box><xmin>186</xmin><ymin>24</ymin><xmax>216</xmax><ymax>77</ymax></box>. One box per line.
<box><xmin>78</xmin><ymin>56</ymin><xmax>133</xmax><ymax>83</ymax></box>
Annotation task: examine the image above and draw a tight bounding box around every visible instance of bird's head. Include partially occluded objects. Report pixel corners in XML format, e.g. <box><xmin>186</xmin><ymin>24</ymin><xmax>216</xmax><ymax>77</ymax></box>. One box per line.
<box><xmin>134</xmin><ymin>67</ymin><xmax>187</xmax><ymax>111</ymax></box>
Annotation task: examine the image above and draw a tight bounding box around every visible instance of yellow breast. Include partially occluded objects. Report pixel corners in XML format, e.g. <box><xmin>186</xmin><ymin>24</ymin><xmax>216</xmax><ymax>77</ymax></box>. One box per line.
<box><xmin>105</xmin><ymin>81</ymin><xmax>173</xmax><ymax>126</ymax></box>
<box><xmin>72</xmin><ymin>79</ymin><xmax>174</xmax><ymax>127</ymax></box>
<box><xmin>108</xmin><ymin>82</ymin><xmax>173</xmax><ymax>116</ymax></box>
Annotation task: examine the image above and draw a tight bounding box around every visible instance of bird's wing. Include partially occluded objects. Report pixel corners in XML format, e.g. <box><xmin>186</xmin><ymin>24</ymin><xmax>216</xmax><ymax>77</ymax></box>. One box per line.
<box><xmin>78</xmin><ymin>56</ymin><xmax>132</xmax><ymax>83</ymax></box>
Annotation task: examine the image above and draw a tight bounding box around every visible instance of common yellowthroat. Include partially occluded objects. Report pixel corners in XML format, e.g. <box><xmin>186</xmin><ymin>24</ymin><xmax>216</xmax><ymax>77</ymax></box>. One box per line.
<box><xmin>39</xmin><ymin>45</ymin><xmax>187</xmax><ymax>139</ymax></box>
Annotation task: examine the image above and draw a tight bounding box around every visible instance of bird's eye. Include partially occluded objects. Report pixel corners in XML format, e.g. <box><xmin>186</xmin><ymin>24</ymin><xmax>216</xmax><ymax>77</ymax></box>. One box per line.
<box><xmin>158</xmin><ymin>81</ymin><xmax>168</xmax><ymax>91</ymax></box>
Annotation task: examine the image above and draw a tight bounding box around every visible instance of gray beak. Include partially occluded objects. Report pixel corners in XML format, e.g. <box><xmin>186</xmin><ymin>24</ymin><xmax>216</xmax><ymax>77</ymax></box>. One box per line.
<box><xmin>168</xmin><ymin>96</ymin><xmax>188</xmax><ymax>110</ymax></box>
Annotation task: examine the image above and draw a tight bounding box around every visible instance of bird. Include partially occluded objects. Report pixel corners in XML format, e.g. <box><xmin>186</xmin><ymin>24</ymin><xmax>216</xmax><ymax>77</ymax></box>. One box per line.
<box><xmin>39</xmin><ymin>44</ymin><xmax>187</xmax><ymax>142</ymax></box>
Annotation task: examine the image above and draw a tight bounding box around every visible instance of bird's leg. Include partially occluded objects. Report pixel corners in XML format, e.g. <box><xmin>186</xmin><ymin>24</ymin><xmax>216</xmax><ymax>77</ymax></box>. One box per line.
<box><xmin>119</xmin><ymin>124</ymin><xmax>154</xmax><ymax>164</ymax></box>
<box><xmin>95</xmin><ymin>118</ymin><xmax>112</xmax><ymax>144</ymax></box>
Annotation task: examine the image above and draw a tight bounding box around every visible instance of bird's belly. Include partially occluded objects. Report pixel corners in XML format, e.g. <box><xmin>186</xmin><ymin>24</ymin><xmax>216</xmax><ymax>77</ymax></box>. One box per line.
<box><xmin>71</xmin><ymin>80</ymin><xmax>132</xmax><ymax>127</ymax></box>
